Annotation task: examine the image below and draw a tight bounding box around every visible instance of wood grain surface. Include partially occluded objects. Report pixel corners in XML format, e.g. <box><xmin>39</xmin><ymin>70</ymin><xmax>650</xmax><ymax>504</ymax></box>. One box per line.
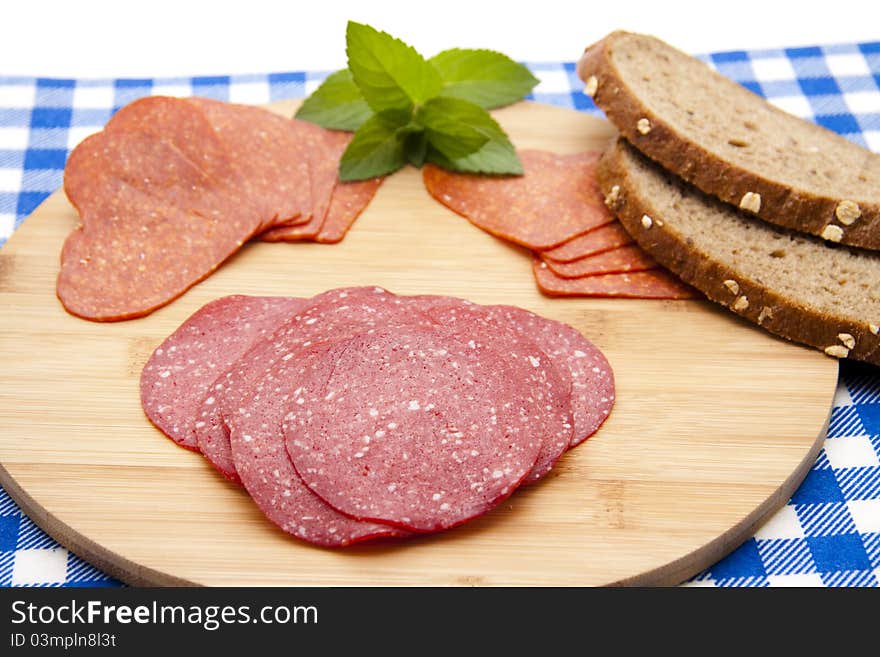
<box><xmin>0</xmin><ymin>101</ymin><xmax>837</xmax><ymax>586</ymax></box>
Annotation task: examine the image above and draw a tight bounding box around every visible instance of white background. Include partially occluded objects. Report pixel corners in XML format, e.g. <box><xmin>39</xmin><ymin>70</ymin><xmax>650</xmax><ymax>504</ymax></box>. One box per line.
<box><xmin>2</xmin><ymin>0</ymin><xmax>878</xmax><ymax>77</ymax></box>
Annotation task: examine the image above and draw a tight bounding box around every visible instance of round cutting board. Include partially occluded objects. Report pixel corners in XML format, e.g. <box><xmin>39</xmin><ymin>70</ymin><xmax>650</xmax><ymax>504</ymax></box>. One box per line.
<box><xmin>0</xmin><ymin>101</ymin><xmax>837</xmax><ymax>586</ymax></box>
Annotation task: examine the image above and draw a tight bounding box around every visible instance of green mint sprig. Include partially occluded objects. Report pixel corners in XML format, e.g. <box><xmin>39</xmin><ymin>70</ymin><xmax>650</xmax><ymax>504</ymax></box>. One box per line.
<box><xmin>295</xmin><ymin>21</ymin><xmax>538</xmax><ymax>181</ymax></box>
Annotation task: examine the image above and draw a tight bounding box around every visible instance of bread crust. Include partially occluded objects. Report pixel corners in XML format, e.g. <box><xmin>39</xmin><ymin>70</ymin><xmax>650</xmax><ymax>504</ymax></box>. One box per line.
<box><xmin>579</xmin><ymin>31</ymin><xmax>880</xmax><ymax>251</ymax></box>
<box><xmin>597</xmin><ymin>138</ymin><xmax>880</xmax><ymax>366</ymax></box>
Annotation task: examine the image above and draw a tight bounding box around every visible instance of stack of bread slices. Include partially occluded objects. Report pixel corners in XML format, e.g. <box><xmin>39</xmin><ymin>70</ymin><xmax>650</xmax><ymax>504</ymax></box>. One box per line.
<box><xmin>579</xmin><ymin>31</ymin><xmax>880</xmax><ymax>366</ymax></box>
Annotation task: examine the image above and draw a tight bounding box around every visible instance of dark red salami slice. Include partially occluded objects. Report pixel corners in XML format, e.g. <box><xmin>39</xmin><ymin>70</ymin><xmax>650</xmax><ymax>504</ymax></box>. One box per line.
<box><xmin>422</xmin><ymin>150</ymin><xmax>614</xmax><ymax>250</ymax></box>
<box><xmin>228</xmin><ymin>343</ymin><xmax>407</xmax><ymax>547</ymax></box>
<box><xmin>140</xmin><ymin>295</ymin><xmax>305</xmax><ymax>452</ymax></box>
<box><xmin>284</xmin><ymin>326</ymin><xmax>543</xmax><ymax>532</ymax></box>
<box><xmin>543</xmin><ymin>244</ymin><xmax>657</xmax><ymax>278</ymax></box>
<box><xmin>195</xmin><ymin>287</ymin><xmax>435</xmax><ymax>481</ymax></box>
<box><xmin>533</xmin><ymin>258</ymin><xmax>699</xmax><ymax>299</ymax></box>
<box><xmin>539</xmin><ymin>222</ymin><xmax>634</xmax><ymax>263</ymax></box>
<box><xmin>481</xmin><ymin>305</ymin><xmax>615</xmax><ymax>447</ymax></box>
<box><xmin>314</xmin><ymin>177</ymin><xmax>384</xmax><ymax>244</ymax></box>
<box><xmin>423</xmin><ymin>302</ymin><xmax>573</xmax><ymax>483</ymax></box>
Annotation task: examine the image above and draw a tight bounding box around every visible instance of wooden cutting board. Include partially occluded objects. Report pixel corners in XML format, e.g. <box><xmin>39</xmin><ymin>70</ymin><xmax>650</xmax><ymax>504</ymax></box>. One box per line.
<box><xmin>0</xmin><ymin>101</ymin><xmax>837</xmax><ymax>586</ymax></box>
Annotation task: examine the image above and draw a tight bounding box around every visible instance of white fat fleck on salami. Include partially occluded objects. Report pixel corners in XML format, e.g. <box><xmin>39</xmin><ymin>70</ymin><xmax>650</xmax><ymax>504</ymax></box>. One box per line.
<box><xmin>484</xmin><ymin>305</ymin><xmax>615</xmax><ymax>447</ymax></box>
<box><xmin>284</xmin><ymin>325</ymin><xmax>544</xmax><ymax>532</ymax></box>
<box><xmin>139</xmin><ymin>295</ymin><xmax>306</xmax><ymax>459</ymax></box>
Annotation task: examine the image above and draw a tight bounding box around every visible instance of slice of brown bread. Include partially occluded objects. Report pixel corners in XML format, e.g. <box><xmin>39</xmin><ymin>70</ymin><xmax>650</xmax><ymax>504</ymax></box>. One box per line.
<box><xmin>578</xmin><ymin>31</ymin><xmax>880</xmax><ymax>250</ymax></box>
<box><xmin>597</xmin><ymin>138</ymin><xmax>880</xmax><ymax>366</ymax></box>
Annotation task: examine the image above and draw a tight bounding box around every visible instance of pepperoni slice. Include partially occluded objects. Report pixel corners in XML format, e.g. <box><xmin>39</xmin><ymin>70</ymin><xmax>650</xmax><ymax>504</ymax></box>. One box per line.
<box><xmin>532</xmin><ymin>258</ymin><xmax>699</xmax><ymax>299</ymax></box>
<box><xmin>261</xmin><ymin>176</ymin><xmax>384</xmax><ymax>244</ymax></box>
<box><xmin>540</xmin><ymin>222</ymin><xmax>635</xmax><ymax>263</ymax></box>
<box><xmin>423</xmin><ymin>150</ymin><xmax>614</xmax><ymax>250</ymax></box>
<box><xmin>543</xmin><ymin>244</ymin><xmax>657</xmax><ymax>278</ymax></box>
<box><xmin>58</xmin><ymin>136</ymin><xmax>262</xmax><ymax>321</ymax></box>
<box><xmin>186</xmin><ymin>98</ymin><xmax>314</xmax><ymax>229</ymax></box>
<box><xmin>258</xmin><ymin>128</ymin><xmax>348</xmax><ymax>240</ymax></box>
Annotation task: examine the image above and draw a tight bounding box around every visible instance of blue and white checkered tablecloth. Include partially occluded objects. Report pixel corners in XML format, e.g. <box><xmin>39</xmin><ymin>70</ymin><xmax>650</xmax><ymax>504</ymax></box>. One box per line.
<box><xmin>1</xmin><ymin>42</ymin><xmax>879</xmax><ymax>587</ymax></box>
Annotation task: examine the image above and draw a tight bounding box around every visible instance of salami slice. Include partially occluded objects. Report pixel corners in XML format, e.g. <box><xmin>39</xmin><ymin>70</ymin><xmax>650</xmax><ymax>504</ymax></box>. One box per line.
<box><xmin>58</xmin><ymin>146</ymin><xmax>262</xmax><ymax>322</ymax></box>
<box><xmin>258</xmin><ymin>128</ymin><xmax>348</xmax><ymax>240</ymax></box>
<box><xmin>140</xmin><ymin>295</ymin><xmax>305</xmax><ymax>451</ymax></box>
<box><xmin>540</xmin><ymin>223</ymin><xmax>635</xmax><ymax>263</ymax></box>
<box><xmin>186</xmin><ymin>98</ymin><xmax>315</xmax><ymax>229</ymax></box>
<box><xmin>422</xmin><ymin>150</ymin><xmax>613</xmax><ymax>250</ymax></box>
<box><xmin>543</xmin><ymin>244</ymin><xmax>657</xmax><ymax>278</ymax></box>
<box><xmin>64</xmin><ymin>124</ymin><xmax>249</xmax><ymax>225</ymax></box>
<box><xmin>228</xmin><ymin>343</ymin><xmax>407</xmax><ymax>547</ymax></box>
<box><xmin>261</xmin><ymin>176</ymin><xmax>384</xmax><ymax>244</ymax></box>
<box><xmin>103</xmin><ymin>96</ymin><xmax>237</xmax><ymax>191</ymax></box>
<box><xmin>314</xmin><ymin>178</ymin><xmax>384</xmax><ymax>244</ymax></box>
<box><xmin>423</xmin><ymin>302</ymin><xmax>573</xmax><ymax>483</ymax></box>
<box><xmin>195</xmin><ymin>287</ymin><xmax>434</xmax><ymax>481</ymax></box>
<box><xmin>284</xmin><ymin>326</ymin><xmax>543</xmax><ymax>532</ymax></box>
<box><xmin>532</xmin><ymin>258</ymin><xmax>699</xmax><ymax>299</ymax></box>
<box><xmin>60</xmin><ymin>98</ymin><xmax>304</xmax><ymax>321</ymax></box>
<box><xmin>481</xmin><ymin>305</ymin><xmax>615</xmax><ymax>448</ymax></box>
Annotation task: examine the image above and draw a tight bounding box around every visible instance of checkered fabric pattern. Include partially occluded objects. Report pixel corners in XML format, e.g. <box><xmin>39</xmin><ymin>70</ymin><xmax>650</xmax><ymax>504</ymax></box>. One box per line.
<box><xmin>1</xmin><ymin>41</ymin><xmax>879</xmax><ymax>587</ymax></box>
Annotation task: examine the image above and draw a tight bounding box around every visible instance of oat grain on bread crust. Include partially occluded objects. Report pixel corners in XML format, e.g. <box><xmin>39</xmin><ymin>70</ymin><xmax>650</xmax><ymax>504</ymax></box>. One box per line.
<box><xmin>597</xmin><ymin>138</ymin><xmax>880</xmax><ymax>366</ymax></box>
<box><xmin>579</xmin><ymin>31</ymin><xmax>880</xmax><ymax>250</ymax></box>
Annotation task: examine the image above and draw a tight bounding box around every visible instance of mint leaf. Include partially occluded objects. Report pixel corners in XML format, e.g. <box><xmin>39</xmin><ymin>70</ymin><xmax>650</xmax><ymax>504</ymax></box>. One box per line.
<box><xmin>405</xmin><ymin>131</ymin><xmax>428</xmax><ymax>167</ymax></box>
<box><xmin>346</xmin><ymin>21</ymin><xmax>443</xmax><ymax>113</ymax></box>
<box><xmin>294</xmin><ymin>69</ymin><xmax>372</xmax><ymax>131</ymax></box>
<box><xmin>427</xmin><ymin>140</ymin><xmax>523</xmax><ymax>175</ymax></box>
<box><xmin>425</xmin><ymin>108</ymin><xmax>522</xmax><ymax>175</ymax></box>
<box><xmin>419</xmin><ymin>97</ymin><xmax>521</xmax><ymax>174</ymax></box>
<box><xmin>416</xmin><ymin>97</ymin><xmax>490</xmax><ymax>159</ymax></box>
<box><xmin>339</xmin><ymin>111</ymin><xmax>410</xmax><ymax>181</ymax></box>
<box><xmin>430</xmin><ymin>48</ymin><xmax>538</xmax><ymax>109</ymax></box>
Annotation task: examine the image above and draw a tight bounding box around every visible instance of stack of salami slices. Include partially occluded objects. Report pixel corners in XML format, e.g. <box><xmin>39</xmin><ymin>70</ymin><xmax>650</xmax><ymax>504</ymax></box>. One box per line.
<box><xmin>140</xmin><ymin>287</ymin><xmax>615</xmax><ymax>547</ymax></box>
<box><xmin>59</xmin><ymin>96</ymin><xmax>383</xmax><ymax>322</ymax></box>
<box><xmin>422</xmin><ymin>150</ymin><xmax>697</xmax><ymax>299</ymax></box>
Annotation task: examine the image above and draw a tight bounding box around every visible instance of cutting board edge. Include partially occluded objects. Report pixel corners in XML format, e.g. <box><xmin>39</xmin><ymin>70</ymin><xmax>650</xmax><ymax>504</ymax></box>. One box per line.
<box><xmin>609</xmin><ymin>397</ymin><xmax>833</xmax><ymax>586</ymax></box>
<box><xmin>0</xmin><ymin>396</ymin><xmax>832</xmax><ymax>588</ymax></box>
<box><xmin>0</xmin><ymin>460</ymin><xmax>198</xmax><ymax>587</ymax></box>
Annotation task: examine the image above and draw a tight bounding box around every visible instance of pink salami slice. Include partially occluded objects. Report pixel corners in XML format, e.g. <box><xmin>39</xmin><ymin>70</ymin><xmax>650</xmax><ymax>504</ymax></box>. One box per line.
<box><xmin>423</xmin><ymin>302</ymin><xmax>573</xmax><ymax>483</ymax></box>
<box><xmin>284</xmin><ymin>326</ymin><xmax>543</xmax><ymax>532</ymax></box>
<box><xmin>140</xmin><ymin>295</ymin><xmax>305</xmax><ymax>451</ymax></box>
<box><xmin>195</xmin><ymin>287</ymin><xmax>435</xmax><ymax>482</ymax></box>
<box><xmin>228</xmin><ymin>343</ymin><xmax>407</xmax><ymax>547</ymax></box>
<box><xmin>482</xmin><ymin>305</ymin><xmax>615</xmax><ymax>447</ymax></box>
